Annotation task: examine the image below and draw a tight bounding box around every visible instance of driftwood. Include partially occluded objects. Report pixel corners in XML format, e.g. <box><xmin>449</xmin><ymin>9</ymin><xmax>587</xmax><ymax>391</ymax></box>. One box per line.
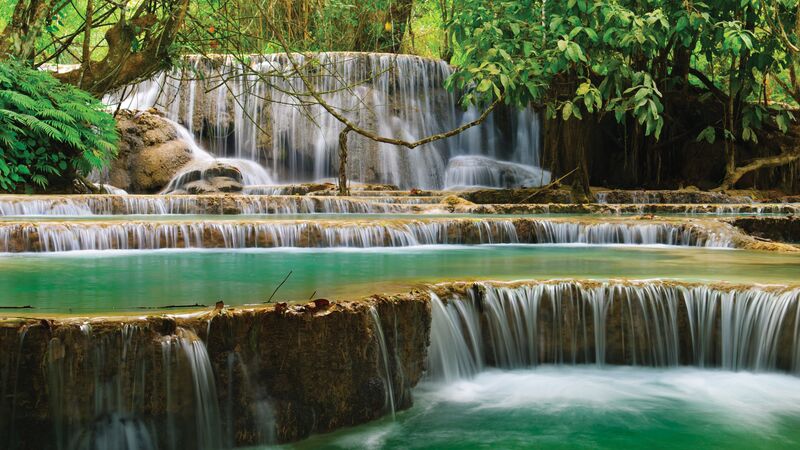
<box><xmin>516</xmin><ymin>167</ymin><xmax>580</xmax><ymax>204</ymax></box>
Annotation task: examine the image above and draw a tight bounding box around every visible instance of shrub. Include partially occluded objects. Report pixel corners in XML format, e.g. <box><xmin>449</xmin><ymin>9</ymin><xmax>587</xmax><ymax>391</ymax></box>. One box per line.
<box><xmin>0</xmin><ymin>61</ymin><xmax>118</xmax><ymax>191</ymax></box>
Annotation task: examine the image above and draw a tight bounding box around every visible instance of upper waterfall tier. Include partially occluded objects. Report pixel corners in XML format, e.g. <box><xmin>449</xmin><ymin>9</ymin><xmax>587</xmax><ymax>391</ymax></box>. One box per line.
<box><xmin>105</xmin><ymin>53</ymin><xmax>547</xmax><ymax>189</ymax></box>
<box><xmin>0</xmin><ymin>217</ymin><xmax>782</xmax><ymax>252</ymax></box>
<box><xmin>2</xmin><ymin>194</ymin><xmax>798</xmax><ymax>216</ymax></box>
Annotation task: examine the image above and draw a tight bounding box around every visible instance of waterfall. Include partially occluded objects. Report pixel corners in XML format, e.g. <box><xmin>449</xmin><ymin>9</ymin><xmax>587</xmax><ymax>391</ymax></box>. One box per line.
<box><xmin>428</xmin><ymin>293</ymin><xmax>485</xmax><ymax>381</ymax></box>
<box><xmin>0</xmin><ymin>195</ymin><xmax>439</xmax><ymax>216</ymax></box>
<box><xmin>369</xmin><ymin>307</ymin><xmax>396</xmax><ymax>418</ymax></box>
<box><xmin>161</xmin><ymin>328</ymin><xmax>223</xmax><ymax>450</ymax></box>
<box><xmin>160</xmin><ymin>119</ymin><xmax>275</xmax><ymax>193</ymax></box>
<box><xmin>105</xmin><ymin>53</ymin><xmax>547</xmax><ymax>189</ymax></box>
<box><xmin>0</xmin><ymin>218</ymin><xmax>740</xmax><ymax>252</ymax></box>
<box><xmin>45</xmin><ymin>324</ymin><xmax>158</xmax><ymax>450</ymax></box>
<box><xmin>427</xmin><ymin>281</ymin><xmax>800</xmax><ymax>380</ymax></box>
<box><xmin>1</xmin><ymin>195</ymin><xmax>794</xmax><ymax>217</ymax></box>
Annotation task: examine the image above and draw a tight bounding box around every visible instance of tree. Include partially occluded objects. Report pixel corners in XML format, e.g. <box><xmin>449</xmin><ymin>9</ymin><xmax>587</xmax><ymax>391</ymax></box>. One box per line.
<box><xmin>0</xmin><ymin>0</ymin><xmax>190</xmax><ymax>97</ymax></box>
<box><xmin>448</xmin><ymin>0</ymin><xmax>800</xmax><ymax>190</ymax></box>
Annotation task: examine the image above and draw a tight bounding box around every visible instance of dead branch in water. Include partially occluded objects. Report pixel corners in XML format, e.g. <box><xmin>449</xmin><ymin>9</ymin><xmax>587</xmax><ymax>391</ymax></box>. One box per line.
<box><xmin>266</xmin><ymin>270</ymin><xmax>293</xmax><ymax>303</ymax></box>
<box><xmin>516</xmin><ymin>167</ymin><xmax>580</xmax><ymax>204</ymax></box>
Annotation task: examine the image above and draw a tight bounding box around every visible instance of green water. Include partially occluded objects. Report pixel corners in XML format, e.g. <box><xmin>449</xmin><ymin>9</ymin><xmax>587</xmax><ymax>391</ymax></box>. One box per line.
<box><xmin>0</xmin><ymin>245</ymin><xmax>797</xmax><ymax>313</ymax></box>
<box><xmin>283</xmin><ymin>366</ymin><xmax>800</xmax><ymax>450</ymax></box>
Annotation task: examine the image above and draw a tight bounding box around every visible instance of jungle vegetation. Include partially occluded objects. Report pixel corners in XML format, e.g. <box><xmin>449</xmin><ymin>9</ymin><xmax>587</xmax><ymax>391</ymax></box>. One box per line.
<box><xmin>0</xmin><ymin>0</ymin><xmax>799</xmax><ymax>192</ymax></box>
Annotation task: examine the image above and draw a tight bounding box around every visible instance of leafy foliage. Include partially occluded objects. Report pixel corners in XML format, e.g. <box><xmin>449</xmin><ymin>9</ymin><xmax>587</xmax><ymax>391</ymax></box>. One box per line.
<box><xmin>447</xmin><ymin>0</ymin><xmax>799</xmax><ymax>143</ymax></box>
<box><xmin>0</xmin><ymin>61</ymin><xmax>117</xmax><ymax>191</ymax></box>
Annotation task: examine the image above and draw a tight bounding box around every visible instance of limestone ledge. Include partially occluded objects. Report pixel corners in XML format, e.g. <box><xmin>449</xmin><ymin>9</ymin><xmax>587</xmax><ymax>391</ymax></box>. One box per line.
<box><xmin>0</xmin><ymin>295</ymin><xmax>430</xmax><ymax>448</ymax></box>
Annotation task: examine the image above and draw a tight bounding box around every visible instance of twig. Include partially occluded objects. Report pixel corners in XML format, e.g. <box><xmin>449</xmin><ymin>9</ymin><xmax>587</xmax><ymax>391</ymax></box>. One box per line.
<box><xmin>266</xmin><ymin>270</ymin><xmax>293</xmax><ymax>303</ymax></box>
<box><xmin>138</xmin><ymin>303</ymin><xmax>206</xmax><ymax>309</ymax></box>
<box><xmin>516</xmin><ymin>167</ymin><xmax>580</xmax><ymax>204</ymax></box>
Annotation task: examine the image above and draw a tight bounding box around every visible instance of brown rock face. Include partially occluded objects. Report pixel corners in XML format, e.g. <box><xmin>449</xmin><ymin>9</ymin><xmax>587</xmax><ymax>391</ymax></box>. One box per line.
<box><xmin>108</xmin><ymin>110</ymin><xmax>194</xmax><ymax>193</ymax></box>
<box><xmin>0</xmin><ymin>295</ymin><xmax>430</xmax><ymax>449</ymax></box>
<box><xmin>728</xmin><ymin>216</ymin><xmax>800</xmax><ymax>243</ymax></box>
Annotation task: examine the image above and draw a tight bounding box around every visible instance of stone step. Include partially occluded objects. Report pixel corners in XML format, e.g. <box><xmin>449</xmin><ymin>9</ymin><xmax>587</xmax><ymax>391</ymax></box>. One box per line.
<box><xmin>0</xmin><ymin>217</ymin><xmax>772</xmax><ymax>252</ymax></box>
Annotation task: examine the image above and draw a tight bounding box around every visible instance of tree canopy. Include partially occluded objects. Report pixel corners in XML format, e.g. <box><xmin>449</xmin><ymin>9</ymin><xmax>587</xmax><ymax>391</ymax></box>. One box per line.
<box><xmin>1</xmin><ymin>0</ymin><xmax>799</xmax><ymax>191</ymax></box>
<box><xmin>449</xmin><ymin>0</ymin><xmax>800</xmax><ymax>187</ymax></box>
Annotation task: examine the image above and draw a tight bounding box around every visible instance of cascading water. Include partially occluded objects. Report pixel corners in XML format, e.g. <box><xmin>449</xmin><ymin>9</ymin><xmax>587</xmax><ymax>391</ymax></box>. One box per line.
<box><xmin>160</xmin><ymin>329</ymin><xmax>223</xmax><ymax>450</ymax></box>
<box><xmin>159</xmin><ymin>119</ymin><xmax>274</xmax><ymax>193</ymax></box>
<box><xmin>369</xmin><ymin>306</ymin><xmax>396</xmax><ymax>418</ymax></box>
<box><xmin>0</xmin><ymin>218</ymin><xmax>739</xmax><ymax>252</ymax></box>
<box><xmin>105</xmin><ymin>53</ymin><xmax>548</xmax><ymax>190</ymax></box>
<box><xmin>426</xmin><ymin>281</ymin><xmax>800</xmax><ymax>380</ymax></box>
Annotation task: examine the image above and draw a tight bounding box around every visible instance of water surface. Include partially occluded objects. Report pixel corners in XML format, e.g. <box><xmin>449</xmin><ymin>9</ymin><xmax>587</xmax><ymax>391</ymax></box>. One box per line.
<box><xmin>283</xmin><ymin>366</ymin><xmax>800</xmax><ymax>450</ymax></box>
<box><xmin>0</xmin><ymin>245</ymin><xmax>797</xmax><ymax>313</ymax></box>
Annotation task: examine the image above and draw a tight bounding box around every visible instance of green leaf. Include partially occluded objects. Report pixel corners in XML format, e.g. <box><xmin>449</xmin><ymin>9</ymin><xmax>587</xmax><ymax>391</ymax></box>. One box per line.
<box><xmin>696</xmin><ymin>126</ymin><xmax>716</xmax><ymax>144</ymax></box>
<box><xmin>476</xmin><ymin>79</ymin><xmax>493</xmax><ymax>93</ymax></box>
<box><xmin>562</xmin><ymin>102</ymin><xmax>573</xmax><ymax>120</ymax></box>
<box><xmin>776</xmin><ymin>113</ymin><xmax>790</xmax><ymax>133</ymax></box>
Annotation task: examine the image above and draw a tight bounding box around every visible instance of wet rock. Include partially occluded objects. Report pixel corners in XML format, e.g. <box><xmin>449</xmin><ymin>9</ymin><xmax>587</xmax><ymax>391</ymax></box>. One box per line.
<box><xmin>170</xmin><ymin>163</ymin><xmax>245</xmax><ymax>194</ymax></box>
<box><xmin>727</xmin><ymin>216</ymin><xmax>800</xmax><ymax>243</ymax></box>
<box><xmin>0</xmin><ymin>295</ymin><xmax>430</xmax><ymax>448</ymax></box>
<box><xmin>594</xmin><ymin>189</ymin><xmax>754</xmax><ymax>204</ymax></box>
<box><xmin>440</xmin><ymin>195</ymin><xmax>474</xmax><ymax>207</ymax></box>
<box><xmin>184</xmin><ymin>177</ymin><xmax>243</xmax><ymax>194</ymax></box>
<box><xmin>103</xmin><ymin>110</ymin><xmax>194</xmax><ymax>193</ymax></box>
<box><xmin>460</xmin><ymin>187</ymin><xmax>575</xmax><ymax>204</ymax></box>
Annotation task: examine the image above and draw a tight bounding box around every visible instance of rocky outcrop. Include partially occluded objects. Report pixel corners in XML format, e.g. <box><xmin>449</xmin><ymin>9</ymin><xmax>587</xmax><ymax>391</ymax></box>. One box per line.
<box><xmin>106</xmin><ymin>110</ymin><xmax>194</xmax><ymax>193</ymax></box>
<box><xmin>0</xmin><ymin>295</ymin><xmax>430</xmax><ymax>449</ymax></box>
<box><xmin>728</xmin><ymin>216</ymin><xmax>800</xmax><ymax>243</ymax></box>
<box><xmin>594</xmin><ymin>188</ymin><xmax>755</xmax><ymax>204</ymax></box>
<box><xmin>459</xmin><ymin>186</ymin><xmax>576</xmax><ymax>204</ymax></box>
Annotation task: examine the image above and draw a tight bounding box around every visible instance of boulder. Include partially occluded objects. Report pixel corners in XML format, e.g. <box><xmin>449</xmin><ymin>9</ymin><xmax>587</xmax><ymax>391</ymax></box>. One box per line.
<box><xmin>164</xmin><ymin>162</ymin><xmax>245</xmax><ymax>194</ymax></box>
<box><xmin>103</xmin><ymin>110</ymin><xmax>194</xmax><ymax>193</ymax></box>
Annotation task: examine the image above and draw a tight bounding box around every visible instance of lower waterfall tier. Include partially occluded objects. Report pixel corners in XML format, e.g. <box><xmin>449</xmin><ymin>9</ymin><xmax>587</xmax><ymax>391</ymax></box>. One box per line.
<box><xmin>1</xmin><ymin>279</ymin><xmax>799</xmax><ymax>449</ymax></box>
<box><xmin>0</xmin><ymin>297</ymin><xmax>430</xmax><ymax>449</ymax></box>
<box><xmin>428</xmin><ymin>280</ymin><xmax>800</xmax><ymax>380</ymax></box>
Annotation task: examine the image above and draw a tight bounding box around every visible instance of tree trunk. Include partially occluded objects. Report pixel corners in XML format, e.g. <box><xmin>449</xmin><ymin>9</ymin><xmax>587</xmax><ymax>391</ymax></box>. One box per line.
<box><xmin>542</xmin><ymin>115</ymin><xmax>592</xmax><ymax>197</ymax></box>
<box><xmin>353</xmin><ymin>0</ymin><xmax>413</xmax><ymax>52</ymax></box>
<box><xmin>718</xmin><ymin>151</ymin><xmax>800</xmax><ymax>190</ymax></box>
<box><xmin>338</xmin><ymin>127</ymin><xmax>352</xmax><ymax>195</ymax></box>
<box><xmin>0</xmin><ymin>0</ymin><xmax>58</xmax><ymax>61</ymax></box>
<box><xmin>55</xmin><ymin>0</ymin><xmax>189</xmax><ymax>97</ymax></box>
<box><xmin>381</xmin><ymin>0</ymin><xmax>414</xmax><ymax>53</ymax></box>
